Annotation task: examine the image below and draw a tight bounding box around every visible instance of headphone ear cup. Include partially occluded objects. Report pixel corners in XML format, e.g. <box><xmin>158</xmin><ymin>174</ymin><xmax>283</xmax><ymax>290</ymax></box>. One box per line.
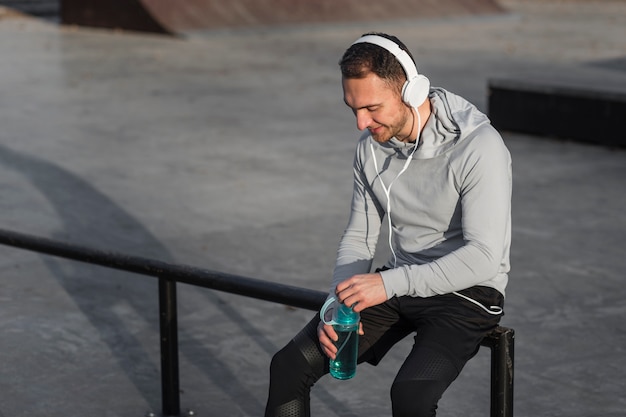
<box><xmin>402</xmin><ymin>75</ymin><xmax>431</xmax><ymax>108</ymax></box>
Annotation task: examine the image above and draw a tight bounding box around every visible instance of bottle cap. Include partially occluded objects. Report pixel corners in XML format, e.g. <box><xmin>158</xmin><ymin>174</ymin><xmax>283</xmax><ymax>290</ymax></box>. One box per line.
<box><xmin>320</xmin><ymin>297</ymin><xmax>359</xmax><ymax>325</ymax></box>
<box><xmin>335</xmin><ymin>303</ymin><xmax>358</xmax><ymax>324</ymax></box>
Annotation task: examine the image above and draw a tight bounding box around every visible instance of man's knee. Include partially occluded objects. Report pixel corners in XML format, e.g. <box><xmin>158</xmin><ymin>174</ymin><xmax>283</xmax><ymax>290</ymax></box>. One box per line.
<box><xmin>270</xmin><ymin>341</ymin><xmax>309</xmax><ymax>381</ymax></box>
<box><xmin>269</xmin><ymin>344</ymin><xmax>294</xmax><ymax>378</ymax></box>
<box><xmin>269</xmin><ymin>331</ymin><xmax>327</xmax><ymax>383</ymax></box>
<box><xmin>390</xmin><ymin>379</ymin><xmax>447</xmax><ymax>417</ymax></box>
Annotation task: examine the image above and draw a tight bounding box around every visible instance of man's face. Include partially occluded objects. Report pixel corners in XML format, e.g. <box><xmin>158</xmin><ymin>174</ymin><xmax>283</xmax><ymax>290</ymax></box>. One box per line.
<box><xmin>342</xmin><ymin>72</ymin><xmax>412</xmax><ymax>143</ymax></box>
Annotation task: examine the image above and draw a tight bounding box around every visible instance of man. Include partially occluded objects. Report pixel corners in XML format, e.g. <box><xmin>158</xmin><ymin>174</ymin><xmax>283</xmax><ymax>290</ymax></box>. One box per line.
<box><xmin>265</xmin><ymin>32</ymin><xmax>511</xmax><ymax>417</ymax></box>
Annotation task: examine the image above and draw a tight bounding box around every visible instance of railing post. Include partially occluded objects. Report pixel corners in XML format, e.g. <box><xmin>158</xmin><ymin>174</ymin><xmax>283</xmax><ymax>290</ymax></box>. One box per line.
<box><xmin>490</xmin><ymin>327</ymin><xmax>515</xmax><ymax>417</ymax></box>
<box><xmin>159</xmin><ymin>278</ymin><xmax>181</xmax><ymax>416</ymax></box>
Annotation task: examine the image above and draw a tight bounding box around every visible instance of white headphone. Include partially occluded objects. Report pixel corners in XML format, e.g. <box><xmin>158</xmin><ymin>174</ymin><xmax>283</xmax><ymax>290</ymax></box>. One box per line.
<box><xmin>352</xmin><ymin>35</ymin><xmax>430</xmax><ymax>108</ymax></box>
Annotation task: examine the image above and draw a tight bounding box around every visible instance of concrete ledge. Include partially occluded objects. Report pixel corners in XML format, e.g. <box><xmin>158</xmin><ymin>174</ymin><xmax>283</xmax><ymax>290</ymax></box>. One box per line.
<box><xmin>488</xmin><ymin>72</ymin><xmax>626</xmax><ymax>147</ymax></box>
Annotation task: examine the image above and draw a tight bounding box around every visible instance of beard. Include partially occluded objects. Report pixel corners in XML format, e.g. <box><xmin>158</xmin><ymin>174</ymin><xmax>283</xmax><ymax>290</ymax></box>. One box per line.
<box><xmin>369</xmin><ymin>107</ymin><xmax>412</xmax><ymax>143</ymax></box>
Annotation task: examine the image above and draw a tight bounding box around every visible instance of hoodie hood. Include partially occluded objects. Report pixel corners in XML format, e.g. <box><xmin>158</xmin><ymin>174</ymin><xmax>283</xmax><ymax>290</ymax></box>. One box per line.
<box><xmin>387</xmin><ymin>87</ymin><xmax>492</xmax><ymax>159</ymax></box>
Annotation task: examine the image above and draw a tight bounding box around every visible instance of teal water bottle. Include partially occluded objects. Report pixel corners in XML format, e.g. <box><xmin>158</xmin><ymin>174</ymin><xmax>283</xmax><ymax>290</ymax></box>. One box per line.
<box><xmin>321</xmin><ymin>299</ymin><xmax>360</xmax><ymax>380</ymax></box>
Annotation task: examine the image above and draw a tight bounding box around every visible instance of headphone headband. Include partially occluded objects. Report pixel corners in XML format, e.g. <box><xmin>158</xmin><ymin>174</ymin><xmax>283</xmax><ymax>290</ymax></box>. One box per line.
<box><xmin>352</xmin><ymin>35</ymin><xmax>419</xmax><ymax>82</ymax></box>
<box><xmin>351</xmin><ymin>34</ymin><xmax>430</xmax><ymax>108</ymax></box>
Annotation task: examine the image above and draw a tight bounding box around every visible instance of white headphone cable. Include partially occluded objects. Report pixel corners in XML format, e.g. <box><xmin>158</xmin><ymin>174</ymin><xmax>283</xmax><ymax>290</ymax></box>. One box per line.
<box><xmin>370</xmin><ymin>109</ymin><xmax>421</xmax><ymax>268</ymax></box>
<box><xmin>451</xmin><ymin>291</ymin><xmax>503</xmax><ymax>315</ymax></box>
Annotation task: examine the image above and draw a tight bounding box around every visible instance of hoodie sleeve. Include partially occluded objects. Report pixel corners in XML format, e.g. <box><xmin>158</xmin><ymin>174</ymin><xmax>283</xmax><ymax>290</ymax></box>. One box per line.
<box><xmin>379</xmin><ymin>125</ymin><xmax>512</xmax><ymax>297</ymax></box>
<box><xmin>330</xmin><ymin>138</ymin><xmax>385</xmax><ymax>295</ymax></box>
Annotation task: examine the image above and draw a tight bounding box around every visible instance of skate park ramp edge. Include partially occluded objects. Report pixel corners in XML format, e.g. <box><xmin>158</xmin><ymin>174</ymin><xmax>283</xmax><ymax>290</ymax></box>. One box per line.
<box><xmin>60</xmin><ymin>0</ymin><xmax>506</xmax><ymax>35</ymax></box>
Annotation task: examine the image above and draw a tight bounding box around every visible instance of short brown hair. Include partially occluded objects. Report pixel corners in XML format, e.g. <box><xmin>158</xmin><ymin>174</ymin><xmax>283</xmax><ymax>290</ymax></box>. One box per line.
<box><xmin>339</xmin><ymin>32</ymin><xmax>415</xmax><ymax>94</ymax></box>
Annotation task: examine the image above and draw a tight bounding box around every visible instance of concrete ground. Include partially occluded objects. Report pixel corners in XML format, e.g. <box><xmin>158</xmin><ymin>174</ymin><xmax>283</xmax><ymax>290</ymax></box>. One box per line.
<box><xmin>0</xmin><ymin>1</ymin><xmax>625</xmax><ymax>416</ymax></box>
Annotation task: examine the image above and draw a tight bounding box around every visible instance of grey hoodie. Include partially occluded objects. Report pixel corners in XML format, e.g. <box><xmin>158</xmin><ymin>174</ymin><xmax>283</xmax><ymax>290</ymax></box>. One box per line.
<box><xmin>331</xmin><ymin>87</ymin><xmax>512</xmax><ymax>299</ymax></box>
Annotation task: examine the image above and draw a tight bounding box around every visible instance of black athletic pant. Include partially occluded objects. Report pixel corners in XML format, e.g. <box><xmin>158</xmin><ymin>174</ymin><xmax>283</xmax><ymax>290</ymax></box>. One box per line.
<box><xmin>265</xmin><ymin>286</ymin><xmax>503</xmax><ymax>417</ymax></box>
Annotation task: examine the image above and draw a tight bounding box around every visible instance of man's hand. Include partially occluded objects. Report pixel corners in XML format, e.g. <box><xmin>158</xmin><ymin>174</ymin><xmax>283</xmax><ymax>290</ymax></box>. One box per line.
<box><xmin>335</xmin><ymin>273</ymin><xmax>387</xmax><ymax>313</ymax></box>
<box><xmin>318</xmin><ymin>321</ymin><xmax>339</xmax><ymax>359</ymax></box>
<box><xmin>317</xmin><ymin>273</ymin><xmax>384</xmax><ymax>359</ymax></box>
<box><xmin>318</xmin><ymin>320</ymin><xmax>364</xmax><ymax>360</ymax></box>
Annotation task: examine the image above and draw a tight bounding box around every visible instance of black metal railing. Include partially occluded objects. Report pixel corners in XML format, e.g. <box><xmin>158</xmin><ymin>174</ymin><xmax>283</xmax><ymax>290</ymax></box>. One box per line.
<box><xmin>0</xmin><ymin>228</ymin><xmax>514</xmax><ymax>417</ymax></box>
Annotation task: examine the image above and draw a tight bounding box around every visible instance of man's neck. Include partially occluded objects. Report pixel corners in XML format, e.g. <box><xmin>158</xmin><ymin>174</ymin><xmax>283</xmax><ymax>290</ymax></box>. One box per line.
<box><xmin>402</xmin><ymin>100</ymin><xmax>432</xmax><ymax>143</ymax></box>
<box><xmin>415</xmin><ymin>100</ymin><xmax>432</xmax><ymax>140</ymax></box>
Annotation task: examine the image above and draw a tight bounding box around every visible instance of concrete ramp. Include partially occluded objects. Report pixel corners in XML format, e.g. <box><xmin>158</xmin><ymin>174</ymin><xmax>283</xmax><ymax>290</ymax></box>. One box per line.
<box><xmin>61</xmin><ymin>0</ymin><xmax>505</xmax><ymax>35</ymax></box>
